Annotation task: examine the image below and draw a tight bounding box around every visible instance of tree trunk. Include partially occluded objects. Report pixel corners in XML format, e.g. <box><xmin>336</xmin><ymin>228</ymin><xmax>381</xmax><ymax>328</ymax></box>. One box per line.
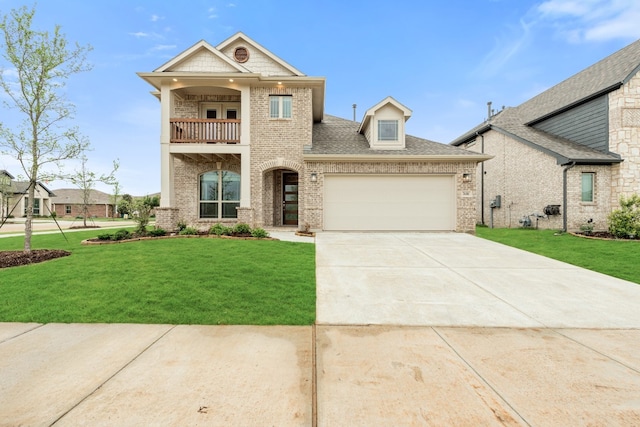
<box><xmin>24</xmin><ymin>180</ymin><xmax>35</xmax><ymax>253</ymax></box>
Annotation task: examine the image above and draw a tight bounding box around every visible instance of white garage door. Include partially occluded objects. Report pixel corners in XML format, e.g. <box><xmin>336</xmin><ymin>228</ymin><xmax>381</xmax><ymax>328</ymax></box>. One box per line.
<box><xmin>324</xmin><ymin>175</ymin><xmax>456</xmax><ymax>231</ymax></box>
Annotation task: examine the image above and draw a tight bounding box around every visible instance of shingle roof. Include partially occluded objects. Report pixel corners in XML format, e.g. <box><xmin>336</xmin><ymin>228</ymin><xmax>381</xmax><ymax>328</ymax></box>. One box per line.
<box><xmin>11</xmin><ymin>181</ymin><xmax>56</xmax><ymax>196</ymax></box>
<box><xmin>450</xmin><ymin>38</ymin><xmax>640</xmax><ymax>164</ymax></box>
<box><xmin>51</xmin><ymin>188</ymin><xmax>113</xmax><ymax>205</ymax></box>
<box><xmin>308</xmin><ymin>115</ymin><xmax>487</xmax><ymax>159</ymax></box>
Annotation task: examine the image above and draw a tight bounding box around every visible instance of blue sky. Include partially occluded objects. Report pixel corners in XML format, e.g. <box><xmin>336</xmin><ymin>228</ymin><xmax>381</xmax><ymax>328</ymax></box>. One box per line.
<box><xmin>1</xmin><ymin>0</ymin><xmax>639</xmax><ymax>196</ymax></box>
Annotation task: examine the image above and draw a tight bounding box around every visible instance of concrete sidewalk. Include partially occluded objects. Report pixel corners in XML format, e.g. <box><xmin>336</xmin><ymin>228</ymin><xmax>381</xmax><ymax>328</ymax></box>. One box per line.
<box><xmin>1</xmin><ymin>323</ymin><xmax>639</xmax><ymax>425</ymax></box>
<box><xmin>1</xmin><ymin>232</ymin><xmax>639</xmax><ymax>425</ymax></box>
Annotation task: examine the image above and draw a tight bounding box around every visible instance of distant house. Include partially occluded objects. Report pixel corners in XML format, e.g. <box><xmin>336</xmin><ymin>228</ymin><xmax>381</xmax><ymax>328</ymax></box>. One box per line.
<box><xmin>451</xmin><ymin>39</ymin><xmax>640</xmax><ymax>231</ymax></box>
<box><xmin>51</xmin><ymin>188</ymin><xmax>115</xmax><ymax>218</ymax></box>
<box><xmin>0</xmin><ymin>170</ymin><xmax>56</xmax><ymax>218</ymax></box>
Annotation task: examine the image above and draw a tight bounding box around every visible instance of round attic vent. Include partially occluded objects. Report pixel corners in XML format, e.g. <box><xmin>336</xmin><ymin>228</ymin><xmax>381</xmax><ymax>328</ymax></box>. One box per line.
<box><xmin>233</xmin><ymin>46</ymin><xmax>249</xmax><ymax>63</ymax></box>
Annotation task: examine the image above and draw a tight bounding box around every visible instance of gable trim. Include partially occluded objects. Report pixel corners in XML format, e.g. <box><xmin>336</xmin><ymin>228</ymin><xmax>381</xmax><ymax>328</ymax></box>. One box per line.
<box><xmin>216</xmin><ymin>32</ymin><xmax>305</xmax><ymax>76</ymax></box>
<box><xmin>153</xmin><ymin>40</ymin><xmax>249</xmax><ymax>73</ymax></box>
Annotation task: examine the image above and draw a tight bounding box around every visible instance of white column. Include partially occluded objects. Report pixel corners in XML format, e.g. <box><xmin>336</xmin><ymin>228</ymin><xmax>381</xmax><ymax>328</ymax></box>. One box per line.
<box><xmin>240</xmin><ymin>146</ymin><xmax>251</xmax><ymax>207</ymax></box>
<box><xmin>160</xmin><ymin>84</ymin><xmax>174</xmax><ymax>207</ymax></box>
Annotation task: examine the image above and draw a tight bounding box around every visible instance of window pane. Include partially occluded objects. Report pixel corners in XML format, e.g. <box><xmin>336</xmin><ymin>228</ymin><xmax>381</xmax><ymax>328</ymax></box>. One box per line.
<box><xmin>221</xmin><ymin>171</ymin><xmax>240</xmax><ymax>201</ymax></box>
<box><xmin>378</xmin><ymin>120</ymin><xmax>398</xmax><ymax>141</ymax></box>
<box><xmin>282</xmin><ymin>96</ymin><xmax>292</xmax><ymax>118</ymax></box>
<box><xmin>222</xmin><ymin>202</ymin><xmax>239</xmax><ymax>218</ymax></box>
<box><xmin>581</xmin><ymin>173</ymin><xmax>594</xmax><ymax>202</ymax></box>
<box><xmin>200</xmin><ymin>202</ymin><xmax>218</xmax><ymax>218</ymax></box>
<box><xmin>270</xmin><ymin>96</ymin><xmax>279</xmax><ymax>118</ymax></box>
<box><xmin>200</xmin><ymin>172</ymin><xmax>218</xmax><ymax>201</ymax></box>
<box><xmin>33</xmin><ymin>199</ymin><xmax>40</xmax><ymax>215</ymax></box>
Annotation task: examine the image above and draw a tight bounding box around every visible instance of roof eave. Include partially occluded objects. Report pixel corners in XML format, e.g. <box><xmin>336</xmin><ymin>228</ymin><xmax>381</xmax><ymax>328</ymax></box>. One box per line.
<box><xmin>303</xmin><ymin>153</ymin><xmax>493</xmax><ymax>162</ymax></box>
<box><xmin>450</xmin><ymin>124</ymin><xmax>492</xmax><ymax>146</ymax></box>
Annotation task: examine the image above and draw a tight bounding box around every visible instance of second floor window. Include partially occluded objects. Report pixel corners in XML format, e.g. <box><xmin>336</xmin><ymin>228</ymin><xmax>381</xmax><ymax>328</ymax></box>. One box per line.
<box><xmin>270</xmin><ymin>95</ymin><xmax>292</xmax><ymax>119</ymax></box>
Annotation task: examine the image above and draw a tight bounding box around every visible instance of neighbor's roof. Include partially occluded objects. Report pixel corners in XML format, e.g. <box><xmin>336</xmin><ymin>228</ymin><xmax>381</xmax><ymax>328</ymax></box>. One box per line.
<box><xmin>450</xmin><ymin>38</ymin><xmax>640</xmax><ymax>164</ymax></box>
<box><xmin>11</xmin><ymin>181</ymin><xmax>56</xmax><ymax>196</ymax></box>
<box><xmin>306</xmin><ymin>115</ymin><xmax>491</xmax><ymax>161</ymax></box>
<box><xmin>51</xmin><ymin>188</ymin><xmax>113</xmax><ymax>205</ymax></box>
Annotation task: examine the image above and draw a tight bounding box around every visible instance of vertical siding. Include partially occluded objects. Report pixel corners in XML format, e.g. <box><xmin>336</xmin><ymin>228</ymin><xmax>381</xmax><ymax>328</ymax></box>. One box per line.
<box><xmin>533</xmin><ymin>95</ymin><xmax>608</xmax><ymax>152</ymax></box>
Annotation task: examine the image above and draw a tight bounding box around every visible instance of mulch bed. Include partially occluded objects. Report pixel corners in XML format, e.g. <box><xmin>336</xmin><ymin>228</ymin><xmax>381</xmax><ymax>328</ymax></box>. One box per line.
<box><xmin>572</xmin><ymin>231</ymin><xmax>638</xmax><ymax>240</ymax></box>
<box><xmin>0</xmin><ymin>249</ymin><xmax>71</xmax><ymax>269</ymax></box>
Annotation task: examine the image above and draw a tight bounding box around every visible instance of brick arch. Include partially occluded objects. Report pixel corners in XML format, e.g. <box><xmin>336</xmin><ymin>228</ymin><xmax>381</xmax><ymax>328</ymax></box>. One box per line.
<box><xmin>257</xmin><ymin>158</ymin><xmax>303</xmax><ymax>174</ymax></box>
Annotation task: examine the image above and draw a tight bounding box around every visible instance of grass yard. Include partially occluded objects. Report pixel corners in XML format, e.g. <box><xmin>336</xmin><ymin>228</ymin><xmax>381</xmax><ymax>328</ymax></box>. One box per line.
<box><xmin>0</xmin><ymin>230</ymin><xmax>316</xmax><ymax>325</ymax></box>
<box><xmin>476</xmin><ymin>226</ymin><xmax>640</xmax><ymax>284</ymax></box>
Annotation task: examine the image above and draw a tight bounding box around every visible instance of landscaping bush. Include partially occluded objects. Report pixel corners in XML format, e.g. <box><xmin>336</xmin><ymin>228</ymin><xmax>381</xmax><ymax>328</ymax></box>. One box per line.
<box><xmin>148</xmin><ymin>227</ymin><xmax>166</xmax><ymax>237</ymax></box>
<box><xmin>209</xmin><ymin>223</ymin><xmax>231</xmax><ymax>236</ymax></box>
<box><xmin>251</xmin><ymin>227</ymin><xmax>269</xmax><ymax>238</ymax></box>
<box><xmin>608</xmin><ymin>194</ymin><xmax>640</xmax><ymax>239</ymax></box>
<box><xmin>176</xmin><ymin>220</ymin><xmax>188</xmax><ymax>232</ymax></box>
<box><xmin>112</xmin><ymin>229</ymin><xmax>132</xmax><ymax>241</ymax></box>
<box><xmin>179</xmin><ymin>226</ymin><xmax>198</xmax><ymax>235</ymax></box>
<box><xmin>97</xmin><ymin>232</ymin><xmax>113</xmax><ymax>241</ymax></box>
<box><xmin>233</xmin><ymin>223</ymin><xmax>252</xmax><ymax>235</ymax></box>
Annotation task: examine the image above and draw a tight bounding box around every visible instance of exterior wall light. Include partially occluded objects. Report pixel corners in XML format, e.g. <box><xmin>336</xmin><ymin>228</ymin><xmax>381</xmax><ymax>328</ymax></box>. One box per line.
<box><xmin>310</xmin><ymin>173</ymin><xmax>318</xmax><ymax>182</ymax></box>
<box><xmin>462</xmin><ymin>173</ymin><xmax>471</xmax><ymax>182</ymax></box>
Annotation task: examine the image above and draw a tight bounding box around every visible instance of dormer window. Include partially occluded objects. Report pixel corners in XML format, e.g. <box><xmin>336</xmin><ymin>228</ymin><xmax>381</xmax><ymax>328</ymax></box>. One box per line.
<box><xmin>378</xmin><ymin>120</ymin><xmax>398</xmax><ymax>141</ymax></box>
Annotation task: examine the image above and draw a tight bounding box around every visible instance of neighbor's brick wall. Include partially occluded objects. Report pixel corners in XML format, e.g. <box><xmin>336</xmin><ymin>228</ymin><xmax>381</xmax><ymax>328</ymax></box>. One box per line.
<box><xmin>465</xmin><ymin>131</ymin><xmax>612</xmax><ymax>230</ymax></box>
<box><xmin>53</xmin><ymin>204</ymin><xmax>114</xmax><ymax>218</ymax></box>
<box><xmin>465</xmin><ymin>131</ymin><xmax>563</xmax><ymax>229</ymax></box>
<box><xmin>249</xmin><ymin>86</ymin><xmax>312</xmax><ymax>227</ymax></box>
<box><xmin>609</xmin><ymin>73</ymin><xmax>640</xmax><ymax>207</ymax></box>
<box><xmin>303</xmin><ymin>161</ymin><xmax>479</xmax><ymax>233</ymax></box>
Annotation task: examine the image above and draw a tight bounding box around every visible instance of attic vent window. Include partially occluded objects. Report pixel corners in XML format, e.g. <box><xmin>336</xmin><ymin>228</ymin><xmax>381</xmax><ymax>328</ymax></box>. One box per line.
<box><xmin>234</xmin><ymin>47</ymin><xmax>249</xmax><ymax>63</ymax></box>
<box><xmin>378</xmin><ymin>120</ymin><xmax>398</xmax><ymax>141</ymax></box>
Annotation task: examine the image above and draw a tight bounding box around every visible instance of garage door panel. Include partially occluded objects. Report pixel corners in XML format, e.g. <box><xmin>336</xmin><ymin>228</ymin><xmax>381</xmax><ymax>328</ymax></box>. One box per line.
<box><xmin>324</xmin><ymin>175</ymin><xmax>455</xmax><ymax>231</ymax></box>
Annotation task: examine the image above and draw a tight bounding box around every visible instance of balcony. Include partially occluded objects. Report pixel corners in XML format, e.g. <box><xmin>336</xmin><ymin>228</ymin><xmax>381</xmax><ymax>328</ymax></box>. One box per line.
<box><xmin>170</xmin><ymin>119</ymin><xmax>241</xmax><ymax>144</ymax></box>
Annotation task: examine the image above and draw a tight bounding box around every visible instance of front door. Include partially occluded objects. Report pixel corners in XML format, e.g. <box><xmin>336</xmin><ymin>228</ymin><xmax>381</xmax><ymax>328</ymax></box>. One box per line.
<box><xmin>282</xmin><ymin>172</ymin><xmax>298</xmax><ymax>226</ymax></box>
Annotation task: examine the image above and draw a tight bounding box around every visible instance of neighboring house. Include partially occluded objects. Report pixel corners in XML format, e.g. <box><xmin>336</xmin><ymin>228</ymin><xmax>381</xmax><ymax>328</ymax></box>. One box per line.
<box><xmin>51</xmin><ymin>188</ymin><xmax>116</xmax><ymax>218</ymax></box>
<box><xmin>451</xmin><ymin>39</ymin><xmax>640</xmax><ymax>231</ymax></box>
<box><xmin>139</xmin><ymin>32</ymin><xmax>489</xmax><ymax>232</ymax></box>
<box><xmin>0</xmin><ymin>171</ymin><xmax>56</xmax><ymax>217</ymax></box>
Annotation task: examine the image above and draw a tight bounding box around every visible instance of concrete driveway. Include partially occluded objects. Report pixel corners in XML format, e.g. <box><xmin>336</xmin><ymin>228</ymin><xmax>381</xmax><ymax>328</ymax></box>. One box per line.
<box><xmin>1</xmin><ymin>232</ymin><xmax>640</xmax><ymax>425</ymax></box>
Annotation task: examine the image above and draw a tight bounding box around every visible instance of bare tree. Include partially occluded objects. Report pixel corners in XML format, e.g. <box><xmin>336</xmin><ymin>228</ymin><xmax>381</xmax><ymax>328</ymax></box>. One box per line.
<box><xmin>65</xmin><ymin>155</ymin><xmax>119</xmax><ymax>227</ymax></box>
<box><xmin>0</xmin><ymin>5</ymin><xmax>92</xmax><ymax>252</ymax></box>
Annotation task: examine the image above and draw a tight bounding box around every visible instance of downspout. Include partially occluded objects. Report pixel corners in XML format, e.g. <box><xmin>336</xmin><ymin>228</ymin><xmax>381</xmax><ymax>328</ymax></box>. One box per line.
<box><xmin>562</xmin><ymin>161</ymin><xmax>576</xmax><ymax>232</ymax></box>
<box><xmin>477</xmin><ymin>132</ymin><xmax>485</xmax><ymax>225</ymax></box>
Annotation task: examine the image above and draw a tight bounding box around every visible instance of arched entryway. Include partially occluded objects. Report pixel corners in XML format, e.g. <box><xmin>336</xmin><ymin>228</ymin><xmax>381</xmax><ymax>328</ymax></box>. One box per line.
<box><xmin>262</xmin><ymin>168</ymin><xmax>299</xmax><ymax>227</ymax></box>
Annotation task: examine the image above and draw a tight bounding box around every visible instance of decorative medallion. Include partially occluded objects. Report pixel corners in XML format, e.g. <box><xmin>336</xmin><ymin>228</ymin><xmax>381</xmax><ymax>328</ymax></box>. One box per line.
<box><xmin>233</xmin><ymin>46</ymin><xmax>249</xmax><ymax>63</ymax></box>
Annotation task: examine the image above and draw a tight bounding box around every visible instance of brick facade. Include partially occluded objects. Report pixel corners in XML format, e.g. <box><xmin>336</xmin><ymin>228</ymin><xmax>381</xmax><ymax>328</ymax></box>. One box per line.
<box><xmin>466</xmin><ymin>131</ymin><xmax>613</xmax><ymax>231</ymax></box>
<box><xmin>609</xmin><ymin>73</ymin><xmax>640</xmax><ymax>207</ymax></box>
<box><xmin>53</xmin><ymin>203</ymin><xmax>114</xmax><ymax>219</ymax></box>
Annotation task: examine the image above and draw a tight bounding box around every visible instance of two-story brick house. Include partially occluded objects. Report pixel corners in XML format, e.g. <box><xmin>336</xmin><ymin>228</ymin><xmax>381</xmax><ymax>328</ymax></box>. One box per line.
<box><xmin>451</xmin><ymin>39</ymin><xmax>640</xmax><ymax>231</ymax></box>
<box><xmin>139</xmin><ymin>32</ymin><xmax>489</xmax><ymax>232</ymax></box>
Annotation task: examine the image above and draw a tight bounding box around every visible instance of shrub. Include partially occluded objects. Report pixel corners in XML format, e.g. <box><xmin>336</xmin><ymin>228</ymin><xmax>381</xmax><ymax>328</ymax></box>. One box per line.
<box><xmin>112</xmin><ymin>229</ymin><xmax>132</xmax><ymax>241</ymax></box>
<box><xmin>251</xmin><ymin>227</ymin><xmax>269</xmax><ymax>238</ymax></box>
<box><xmin>97</xmin><ymin>232</ymin><xmax>113</xmax><ymax>241</ymax></box>
<box><xmin>179</xmin><ymin>226</ymin><xmax>198</xmax><ymax>235</ymax></box>
<box><xmin>176</xmin><ymin>220</ymin><xmax>188</xmax><ymax>232</ymax></box>
<box><xmin>148</xmin><ymin>227</ymin><xmax>166</xmax><ymax>237</ymax></box>
<box><xmin>209</xmin><ymin>223</ymin><xmax>231</xmax><ymax>236</ymax></box>
<box><xmin>233</xmin><ymin>223</ymin><xmax>252</xmax><ymax>235</ymax></box>
<box><xmin>608</xmin><ymin>194</ymin><xmax>640</xmax><ymax>239</ymax></box>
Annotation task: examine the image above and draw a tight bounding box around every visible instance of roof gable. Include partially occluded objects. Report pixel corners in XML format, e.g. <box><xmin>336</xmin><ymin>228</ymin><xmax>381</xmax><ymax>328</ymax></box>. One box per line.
<box><xmin>216</xmin><ymin>32</ymin><xmax>305</xmax><ymax>77</ymax></box>
<box><xmin>357</xmin><ymin>96</ymin><xmax>412</xmax><ymax>134</ymax></box>
<box><xmin>154</xmin><ymin>40</ymin><xmax>249</xmax><ymax>73</ymax></box>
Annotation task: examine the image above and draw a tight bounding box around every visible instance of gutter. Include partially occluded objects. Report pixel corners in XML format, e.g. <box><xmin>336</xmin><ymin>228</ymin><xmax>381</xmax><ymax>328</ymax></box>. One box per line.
<box><xmin>302</xmin><ymin>153</ymin><xmax>493</xmax><ymax>162</ymax></box>
<box><xmin>477</xmin><ymin>132</ymin><xmax>486</xmax><ymax>225</ymax></box>
<box><xmin>562</xmin><ymin>162</ymin><xmax>576</xmax><ymax>232</ymax></box>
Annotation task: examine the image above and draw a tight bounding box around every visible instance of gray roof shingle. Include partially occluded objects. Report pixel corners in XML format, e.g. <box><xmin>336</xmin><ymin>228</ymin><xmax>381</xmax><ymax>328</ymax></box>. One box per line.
<box><xmin>51</xmin><ymin>188</ymin><xmax>113</xmax><ymax>205</ymax></box>
<box><xmin>308</xmin><ymin>115</ymin><xmax>486</xmax><ymax>158</ymax></box>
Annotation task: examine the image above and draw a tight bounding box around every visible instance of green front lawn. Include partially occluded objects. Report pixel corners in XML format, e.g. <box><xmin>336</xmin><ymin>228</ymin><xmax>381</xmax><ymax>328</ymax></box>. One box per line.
<box><xmin>476</xmin><ymin>227</ymin><xmax>640</xmax><ymax>284</ymax></box>
<box><xmin>0</xmin><ymin>230</ymin><xmax>316</xmax><ymax>325</ymax></box>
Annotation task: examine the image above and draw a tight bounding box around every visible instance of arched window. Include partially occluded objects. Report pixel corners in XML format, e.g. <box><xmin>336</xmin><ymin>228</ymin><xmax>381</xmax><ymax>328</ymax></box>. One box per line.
<box><xmin>199</xmin><ymin>171</ymin><xmax>240</xmax><ymax>219</ymax></box>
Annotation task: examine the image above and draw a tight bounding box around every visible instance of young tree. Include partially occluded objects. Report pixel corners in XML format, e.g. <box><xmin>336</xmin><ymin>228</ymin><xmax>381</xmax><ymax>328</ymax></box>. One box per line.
<box><xmin>0</xmin><ymin>5</ymin><xmax>92</xmax><ymax>252</ymax></box>
<box><xmin>65</xmin><ymin>155</ymin><xmax>119</xmax><ymax>227</ymax></box>
<box><xmin>111</xmin><ymin>180</ymin><xmax>122</xmax><ymax>220</ymax></box>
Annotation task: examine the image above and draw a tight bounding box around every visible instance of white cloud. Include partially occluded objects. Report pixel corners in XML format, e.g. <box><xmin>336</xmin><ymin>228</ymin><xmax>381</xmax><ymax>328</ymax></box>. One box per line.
<box><xmin>129</xmin><ymin>31</ymin><xmax>150</xmax><ymax>38</ymax></box>
<box><xmin>208</xmin><ymin>7</ymin><xmax>218</xmax><ymax>19</ymax></box>
<box><xmin>150</xmin><ymin>14</ymin><xmax>163</xmax><ymax>22</ymax></box>
<box><xmin>151</xmin><ymin>44</ymin><xmax>176</xmax><ymax>52</ymax></box>
<box><xmin>475</xmin><ymin>19</ymin><xmax>534</xmax><ymax>77</ymax></box>
<box><xmin>535</xmin><ymin>0</ymin><xmax>640</xmax><ymax>42</ymax></box>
